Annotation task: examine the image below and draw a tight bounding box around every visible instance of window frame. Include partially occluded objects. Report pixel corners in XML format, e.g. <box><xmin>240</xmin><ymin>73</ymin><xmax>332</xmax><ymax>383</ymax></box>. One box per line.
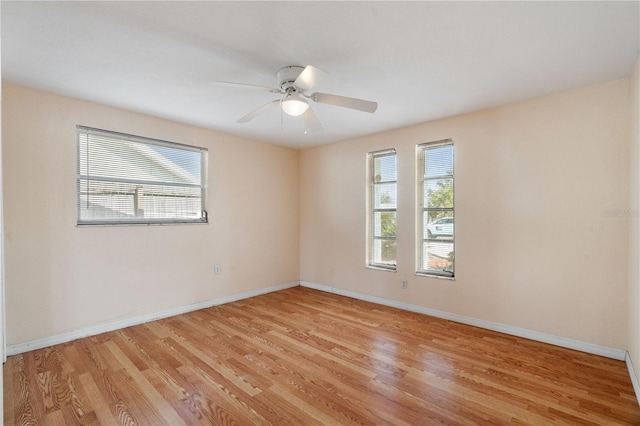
<box><xmin>76</xmin><ymin>125</ymin><xmax>208</xmax><ymax>226</ymax></box>
<box><xmin>367</xmin><ymin>148</ymin><xmax>397</xmax><ymax>271</ymax></box>
<box><xmin>417</xmin><ymin>139</ymin><xmax>455</xmax><ymax>278</ymax></box>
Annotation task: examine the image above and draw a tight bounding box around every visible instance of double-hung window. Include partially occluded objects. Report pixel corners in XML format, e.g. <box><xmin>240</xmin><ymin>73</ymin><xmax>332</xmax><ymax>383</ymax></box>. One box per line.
<box><xmin>418</xmin><ymin>140</ymin><xmax>454</xmax><ymax>277</ymax></box>
<box><xmin>368</xmin><ymin>149</ymin><xmax>397</xmax><ymax>270</ymax></box>
<box><xmin>77</xmin><ymin>126</ymin><xmax>208</xmax><ymax>225</ymax></box>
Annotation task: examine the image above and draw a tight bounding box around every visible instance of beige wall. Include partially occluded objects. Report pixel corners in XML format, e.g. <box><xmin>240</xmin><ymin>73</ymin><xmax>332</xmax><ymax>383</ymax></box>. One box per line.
<box><xmin>300</xmin><ymin>79</ymin><xmax>631</xmax><ymax>349</ymax></box>
<box><xmin>2</xmin><ymin>75</ymin><xmax>635</xmax><ymax>354</ymax></box>
<box><xmin>2</xmin><ymin>83</ymin><xmax>300</xmax><ymax>346</ymax></box>
<box><xmin>629</xmin><ymin>56</ymin><xmax>640</xmax><ymax>381</ymax></box>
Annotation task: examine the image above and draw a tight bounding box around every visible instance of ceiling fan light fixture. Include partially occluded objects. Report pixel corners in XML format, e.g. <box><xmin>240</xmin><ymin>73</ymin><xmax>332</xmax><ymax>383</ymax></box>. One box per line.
<box><xmin>281</xmin><ymin>94</ymin><xmax>309</xmax><ymax>116</ymax></box>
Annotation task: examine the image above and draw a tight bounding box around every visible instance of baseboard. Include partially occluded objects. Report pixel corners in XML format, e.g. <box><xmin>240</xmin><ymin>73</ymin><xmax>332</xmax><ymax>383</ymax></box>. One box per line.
<box><xmin>626</xmin><ymin>352</ymin><xmax>640</xmax><ymax>405</ymax></box>
<box><xmin>6</xmin><ymin>281</ymin><xmax>299</xmax><ymax>356</ymax></box>
<box><xmin>299</xmin><ymin>281</ymin><xmax>627</xmax><ymax>361</ymax></box>
<box><xmin>8</xmin><ymin>279</ymin><xmax>629</xmax><ymax>364</ymax></box>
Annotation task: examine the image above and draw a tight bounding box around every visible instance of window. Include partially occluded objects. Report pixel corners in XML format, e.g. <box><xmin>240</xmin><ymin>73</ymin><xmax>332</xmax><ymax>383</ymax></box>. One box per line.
<box><xmin>418</xmin><ymin>140</ymin><xmax>454</xmax><ymax>277</ymax></box>
<box><xmin>368</xmin><ymin>149</ymin><xmax>397</xmax><ymax>270</ymax></box>
<box><xmin>77</xmin><ymin>126</ymin><xmax>208</xmax><ymax>225</ymax></box>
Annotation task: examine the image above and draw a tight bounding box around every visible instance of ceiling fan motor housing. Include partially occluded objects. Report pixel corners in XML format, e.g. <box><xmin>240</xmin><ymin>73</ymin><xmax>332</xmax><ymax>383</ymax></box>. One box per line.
<box><xmin>277</xmin><ymin>65</ymin><xmax>305</xmax><ymax>92</ymax></box>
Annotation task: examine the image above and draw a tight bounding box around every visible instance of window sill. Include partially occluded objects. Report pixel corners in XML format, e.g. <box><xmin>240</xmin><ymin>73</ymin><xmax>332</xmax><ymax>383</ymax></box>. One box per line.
<box><xmin>366</xmin><ymin>265</ymin><xmax>397</xmax><ymax>273</ymax></box>
<box><xmin>415</xmin><ymin>272</ymin><xmax>455</xmax><ymax>281</ymax></box>
<box><xmin>77</xmin><ymin>221</ymin><xmax>208</xmax><ymax>227</ymax></box>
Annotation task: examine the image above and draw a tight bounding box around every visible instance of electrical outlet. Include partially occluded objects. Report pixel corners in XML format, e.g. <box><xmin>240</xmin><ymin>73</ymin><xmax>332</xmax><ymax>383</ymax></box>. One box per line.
<box><xmin>401</xmin><ymin>279</ymin><xmax>407</xmax><ymax>289</ymax></box>
<box><xmin>214</xmin><ymin>264</ymin><xmax>221</xmax><ymax>274</ymax></box>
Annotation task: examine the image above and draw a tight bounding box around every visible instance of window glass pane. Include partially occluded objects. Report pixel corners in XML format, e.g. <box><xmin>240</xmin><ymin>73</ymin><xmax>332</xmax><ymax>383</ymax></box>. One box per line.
<box><xmin>424</xmin><ymin>144</ymin><xmax>453</xmax><ymax>178</ymax></box>
<box><xmin>424</xmin><ymin>178</ymin><xmax>453</xmax><ymax>208</ymax></box>
<box><xmin>422</xmin><ymin>241</ymin><xmax>454</xmax><ymax>274</ymax></box>
<box><xmin>373</xmin><ymin>154</ymin><xmax>396</xmax><ymax>182</ymax></box>
<box><xmin>373</xmin><ymin>211</ymin><xmax>396</xmax><ymax>238</ymax></box>
<box><xmin>79</xmin><ymin>136</ymin><xmax>202</xmax><ymax>185</ymax></box>
<box><xmin>373</xmin><ymin>183</ymin><xmax>397</xmax><ymax>209</ymax></box>
<box><xmin>424</xmin><ymin>211</ymin><xmax>454</xmax><ymax>242</ymax></box>
<box><xmin>372</xmin><ymin>239</ymin><xmax>397</xmax><ymax>265</ymax></box>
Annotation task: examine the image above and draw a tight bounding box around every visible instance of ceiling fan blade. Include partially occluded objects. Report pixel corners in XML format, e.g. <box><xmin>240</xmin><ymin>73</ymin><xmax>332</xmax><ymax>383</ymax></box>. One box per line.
<box><xmin>304</xmin><ymin>107</ymin><xmax>323</xmax><ymax>134</ymax></box>
<box><xmin>211</xmin><ymin>81</ymin><xmax>282</xmax><ymax>94</ymax></box>
<box><xmin>311</xmin><ymin>92</ymin><xmax>378</xmax><ymax>113</ymax></box>
<box><xmin>237</xmin><ymin>100</ymin><xmax>280</xmax><ymax>123</ymax></box>
<box><xmin>294</xmin><ymin>65</ymin><xmax>328</xmax><ymax>92</ymax></box>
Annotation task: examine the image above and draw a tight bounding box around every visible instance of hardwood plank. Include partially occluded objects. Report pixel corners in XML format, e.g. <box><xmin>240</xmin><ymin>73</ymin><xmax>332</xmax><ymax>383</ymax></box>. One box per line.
<box><xmin>103</xmin><ymin>340</ymin><xmax>187</xmax><ymax>426</ymax></box>
<box><xmin>18</xmin><ymin>353</ymin><xmax>46</xmax><ymax>423</ymax></box>
<box><xmin>175</xmin><ymin>364</ymin><xmax>270</xmax><ymax>425</ymax></box>
<box><xmin>4</xmin><ymin>286</ymin><xmax>640</xmax><ymax>425</ymax></box>
<box><xmin>41</xmin><ymin>409</ymin><xmax>68</xmax><ymax>426</ymax></box>
<box><xmin>76</xmin><ymin>372</ymin><xmax>119</xmax><ymax>425</ymax></box>
<box><xmin>104</xmin><ymin>368</ymin><xmax>168</xmax><ymax>425</ymax></box>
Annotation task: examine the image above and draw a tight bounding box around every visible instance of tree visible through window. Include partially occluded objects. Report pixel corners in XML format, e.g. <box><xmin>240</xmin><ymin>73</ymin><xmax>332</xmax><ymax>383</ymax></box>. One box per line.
<box><xmin>76</xmin><ymin>126</ymin><xmax>208</xmax><ymax>225</ymax></box>
<box><xmin>368</xmin><ymin>149</ymin><xmax>397</xmax><ymax>270</ymax></box>
<box><xmin>418</xmin><ymin>140</ymin><xmax>454</xmax><ymax>277</ymax></box>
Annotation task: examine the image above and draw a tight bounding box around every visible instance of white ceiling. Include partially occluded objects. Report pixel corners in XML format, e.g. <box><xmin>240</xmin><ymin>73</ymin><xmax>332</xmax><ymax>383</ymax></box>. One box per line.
<box><xmin>2</xmin><ymin>1</ymin><xmax>638</xmax><ymax>149</ymax></box>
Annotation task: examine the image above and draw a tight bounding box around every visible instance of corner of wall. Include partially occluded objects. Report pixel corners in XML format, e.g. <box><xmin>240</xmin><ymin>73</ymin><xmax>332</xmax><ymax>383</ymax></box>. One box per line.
<box><xmin>628</xmin><ymin>53</ymin><xmax>640</xmax><ymax>395</ymax></box>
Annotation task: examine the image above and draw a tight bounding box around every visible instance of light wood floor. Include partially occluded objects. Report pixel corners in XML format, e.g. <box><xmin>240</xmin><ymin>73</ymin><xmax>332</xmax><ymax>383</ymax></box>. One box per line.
<box><xmin>4</xmin><ymin>286</ymin><xmax>640</xmax><ymax>425</ymax></box>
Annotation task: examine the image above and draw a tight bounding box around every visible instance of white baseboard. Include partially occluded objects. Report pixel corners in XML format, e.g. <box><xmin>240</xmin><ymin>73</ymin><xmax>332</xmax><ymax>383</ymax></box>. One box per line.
<box><xmin>626</xmin><ymin>352</ymin><xmax>640</xmax><ymax>404</ymax></box>
<box><xmin>6</xmin><ymin>281</ymin><xmax>299</xmax><ymax>356</ymax></box>
<box><xmin>7</xmin><ymin>279</ymin><xmax>629</xmax><ymax>363</ymax></box>
<box><xmin>299</xmin><ymin>281</ymin><xmax>627</xmax><ymax>361</ymax></box>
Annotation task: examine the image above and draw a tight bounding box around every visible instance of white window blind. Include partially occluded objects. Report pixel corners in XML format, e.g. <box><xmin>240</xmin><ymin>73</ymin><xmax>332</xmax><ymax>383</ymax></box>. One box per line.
<box><xmin>418</xmin><ymin>140</ymin><xmax>454</xmax><ymax>277</ymax></box>
<box><xmin>76</xmin><ymin>126</ymin><xmax>208</xmax><ymax>225</ymax></box>
<box><xmin>368</xmin><ymin>149</ymin><xmax>397</xmax><ymax>270</ymax></box>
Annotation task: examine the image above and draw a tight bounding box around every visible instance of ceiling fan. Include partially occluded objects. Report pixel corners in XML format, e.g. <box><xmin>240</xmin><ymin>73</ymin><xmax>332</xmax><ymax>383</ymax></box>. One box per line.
<box><xmin>212</xmin><ymin>65</ymin><xmax>378</xmax><ymax>133</ymax></box>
